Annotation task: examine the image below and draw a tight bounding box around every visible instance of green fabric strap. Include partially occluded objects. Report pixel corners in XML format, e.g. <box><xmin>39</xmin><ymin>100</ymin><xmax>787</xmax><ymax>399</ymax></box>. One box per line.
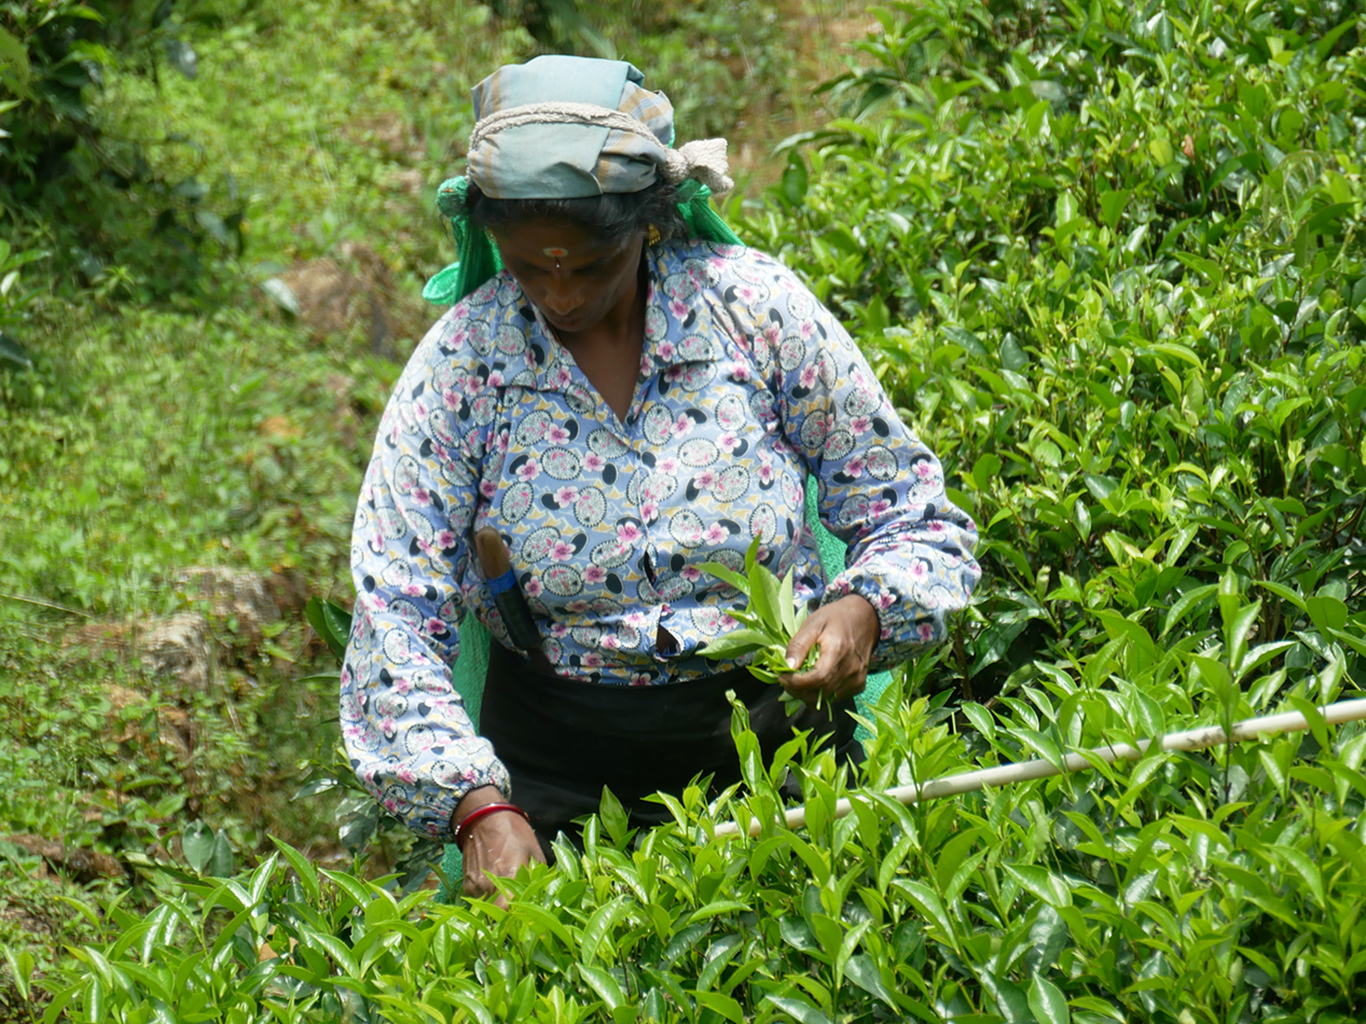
<box><xmin>674</xmin><ymin>179</ymin><xmax>744</xmax><ymax>248</ymax></box>
<box><xmin>422</xmin><ymin>178</ymin><xmax>505</xmax><ymax>307</ymax></box>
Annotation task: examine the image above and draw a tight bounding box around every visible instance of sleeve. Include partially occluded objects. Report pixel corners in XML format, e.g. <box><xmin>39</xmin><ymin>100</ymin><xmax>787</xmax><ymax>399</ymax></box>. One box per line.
<box><xmin>339</xmin><ymin>327</ymin><xmax>510</xmax><ymax>841</ymax></box>
<box><xmin>746</xmin><ymin>254</ymin><xmax>981</xmax><ymax>670</ymax></box>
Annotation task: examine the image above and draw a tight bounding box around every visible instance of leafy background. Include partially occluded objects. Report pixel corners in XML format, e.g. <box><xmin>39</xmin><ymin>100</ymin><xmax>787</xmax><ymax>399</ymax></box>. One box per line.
<box><xmin>3</xmin><ymin>0</ymin><xmax>1366</xmax><ymax>1021</ymax></box>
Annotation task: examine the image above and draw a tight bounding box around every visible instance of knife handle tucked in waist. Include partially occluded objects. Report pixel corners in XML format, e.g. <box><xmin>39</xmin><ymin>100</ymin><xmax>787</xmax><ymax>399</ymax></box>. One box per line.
<box><xmin>475</xmin><ymin>527</ymin><xmax>551</xmax><ymax>669</ymax></box>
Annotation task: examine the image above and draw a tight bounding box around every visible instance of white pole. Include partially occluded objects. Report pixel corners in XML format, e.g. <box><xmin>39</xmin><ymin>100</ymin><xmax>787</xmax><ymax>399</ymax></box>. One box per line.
<box><xmin>712</xmin><ymin>698</ymin><xmax>1366</xmax><ymax>839</ymax></box>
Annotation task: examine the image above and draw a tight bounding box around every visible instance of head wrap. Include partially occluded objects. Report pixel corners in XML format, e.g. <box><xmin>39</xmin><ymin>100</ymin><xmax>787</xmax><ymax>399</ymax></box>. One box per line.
<box><xmin>423</xmin><ymin>55</ymin><xmax>743</xmax><ymax>306</ymax></box>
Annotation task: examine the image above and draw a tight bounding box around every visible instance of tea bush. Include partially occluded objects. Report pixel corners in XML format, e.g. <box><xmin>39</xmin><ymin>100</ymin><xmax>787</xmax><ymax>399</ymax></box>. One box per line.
<box><xmin>36</xmin><ymin>658</ymin><xmax>1366</xmax><ymax>1023</ymax></box>
<box><xmin>22</xmin><ymin>0</ymin><xmax>1366</xmax><ymax>1020</ymax></box>
<box><xmin>0</xmin><ymin>0</ymin><xmax>869</xmax><ymax>1010</ymax></box>
<box><xmin>741</xmin><ymin>0</ymin><xmax>1366</xmax><ymax>702</ymax></box>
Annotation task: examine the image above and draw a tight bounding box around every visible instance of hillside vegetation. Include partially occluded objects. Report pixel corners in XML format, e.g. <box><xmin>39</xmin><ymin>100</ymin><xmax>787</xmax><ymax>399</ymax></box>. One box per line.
<box><xmin>0</xmin><ymin>0</ymin><xmax>862</xmax><ymax>1013</ymax></box>
<box><xmin>3</xmin><ymin>0</ymin><xmax>1366</xmax><ymax>1021</ymax></box>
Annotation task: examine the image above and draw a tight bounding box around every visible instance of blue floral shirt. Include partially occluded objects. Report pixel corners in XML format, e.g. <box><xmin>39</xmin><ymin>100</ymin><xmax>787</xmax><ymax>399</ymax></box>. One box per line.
<box><xmin>341</xmin><ymin>239</ymin><xmax>980</xmax><ymax>838</ymax></box>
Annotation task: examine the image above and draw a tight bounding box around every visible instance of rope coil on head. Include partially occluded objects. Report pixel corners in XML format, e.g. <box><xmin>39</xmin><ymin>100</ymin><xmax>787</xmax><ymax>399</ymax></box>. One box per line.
<box><xmin>663</xmin><ymin>139</ymin><xmax>733</xmax><ymax>196</ymax></box>
<box><xmin>469</xmin><ymin>102</ymin><xmax>734</xmax><ymax>195</ymax></box>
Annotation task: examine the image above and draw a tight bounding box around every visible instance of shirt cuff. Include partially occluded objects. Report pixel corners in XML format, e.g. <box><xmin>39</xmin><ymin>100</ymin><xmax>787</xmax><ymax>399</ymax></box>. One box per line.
<box><xmin>823</xmin><ymin>571</ymin><xmax>939</xmax><ymax>673</ymax></box>
<box><xmin>401</xmin><ymin>760</ymin><xmax>513</xmax><ymax>842</ymax></box>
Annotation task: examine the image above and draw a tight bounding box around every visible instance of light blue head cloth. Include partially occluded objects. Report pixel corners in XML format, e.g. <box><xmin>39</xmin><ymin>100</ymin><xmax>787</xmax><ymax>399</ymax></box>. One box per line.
<box><xmin>423</xmin><ymin>55</ymin><xmax>743</xmax><ymax>305</ymax></box>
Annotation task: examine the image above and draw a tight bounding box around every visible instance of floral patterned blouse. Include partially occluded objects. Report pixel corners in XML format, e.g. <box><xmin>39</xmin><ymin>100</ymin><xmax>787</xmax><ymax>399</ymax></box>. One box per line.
<box><xmin>341</xmin><ymin>239</ymin><xmax>980</xmax><ymax>839</ymax></box>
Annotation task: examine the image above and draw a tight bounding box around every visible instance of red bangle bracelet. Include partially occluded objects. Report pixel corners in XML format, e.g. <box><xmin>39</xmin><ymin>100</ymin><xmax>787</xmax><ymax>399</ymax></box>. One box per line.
<box><xmin>453</xmin><ymin>802</ymin><xmax>530</xmax><ymax>849</ymax></box>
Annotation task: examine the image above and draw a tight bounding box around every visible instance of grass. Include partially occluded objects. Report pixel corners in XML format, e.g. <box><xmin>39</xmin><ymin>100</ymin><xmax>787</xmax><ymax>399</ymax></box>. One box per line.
<box><xmin>2</xmin><ymin>302</ymin><xmax>378</xmax><ymax>607</ymax></box>
<box><xmin>101</xmin><ymin>0</ymin><xmax>529</xmax><ymax>287</ymax></box>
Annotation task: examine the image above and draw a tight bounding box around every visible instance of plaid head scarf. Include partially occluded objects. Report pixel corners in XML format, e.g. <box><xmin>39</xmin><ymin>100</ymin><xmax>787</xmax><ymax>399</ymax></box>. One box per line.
<box><xmin>423</xmin><ymin>55</ymin><xmax>741</xmax><ymax>306</ymax></box>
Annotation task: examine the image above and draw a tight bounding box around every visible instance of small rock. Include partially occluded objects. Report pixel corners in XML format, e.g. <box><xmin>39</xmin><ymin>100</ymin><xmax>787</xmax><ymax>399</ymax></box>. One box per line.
<box><xmin>140</xmin><ymin>612</ymin><xmax>215</xmax><ymax>694</ymax></box>
<box><xmin>265</xmin><ymin>568</ymin><xmax>310</xmax><ymax>618</ymax></box>
<box><xmin>67</xmin><ymin>569</ymin><xmax>306</xmax><ymax>687</ymax></box>
<box><xmin>276</xmin><ymin>241</ymin><xmax>428</xmax><ymax>359</ymax></box>
<box><xmin>105</xmin><ymin>684</ymin><xmax>196</xmax><ymax>778</ymax></box>
<box><xmin>257</xmin><ymin>415</ymin><xmax>302</xmax><ymax>442</ymax></box>
<box><xmin>174</xmin><ymin>567</ymin><xmax>280</xmax><ymax>653</ymax></box>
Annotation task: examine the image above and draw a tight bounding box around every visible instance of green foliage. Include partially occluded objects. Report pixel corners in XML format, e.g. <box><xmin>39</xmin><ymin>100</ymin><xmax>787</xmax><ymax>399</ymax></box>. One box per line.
<box><xmin>0</xmin><ymin>840</ymin><xmax>105</xmax><ymax>1022</ymax></box>
<box><xmin>619</xmin><ymin>0</ymin><xmax>796</xmax><ymax>141</ymax></box>
<box><xmin>95</xmin><ymin>0</ymin><xmax>535</xmax><ymax>298</ymax></box>
<box><xmin>39</xmin><ymin>667</ymin><xmax>1366</xmax><ymax>1023</ymax></box>
<box><xmin>1</xmin><ymin>303</ymin><xmax>376</xmax><ymax>611</ymax></box>
<box><xmin>305</xmin><ymin>597</ymin><xmax>352</xmax><ymax>661</ymax></box>
<box><xmin>181</xmin><ymin>819</ymin><xmax>236</xmax><ymax>877</ymax></box>
<box><xmin>751</xmin><ymin>0</ymin><xmax>1364</xmax><ymax>328</ymax></box>
<box><xmin>488</xmin><ymin>0</ymin><xmax>804</xmax><ymax>142</ymax></box>
<box><xmin>741</xmin><ymin>0</ymin><xmax>1366</xmax><ymax>703</ymax></box>
<box><xmin>700</xmin><ymin>537</ymin><xmax>819</xmax><ymax>687</ymax></box>
<box><xmin>0</xmin><ymin>0</ymin><xmax>251</xmax><ymax>297</ymax></box>
<box><xmin>0</xmin><ymin>296</ymin><xmax>378</xmax><ymax>997</ymax></box>
<box><xmin>12</xmin><ymin>0</ymin><xmax>1366</xmax><ymax>1019</ymax></box>
<box><xmin>486</xmin><ymin>0</ymin><xmax>612</xmax><ymax>57</ymax></box>
<box><xmin>0</xmin><ymin>236</ymin><xmax>46</xmax><ymax>377</ymax></box>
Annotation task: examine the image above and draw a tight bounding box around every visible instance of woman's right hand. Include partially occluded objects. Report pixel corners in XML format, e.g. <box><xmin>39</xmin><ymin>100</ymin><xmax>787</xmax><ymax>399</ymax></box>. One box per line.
<box><xmin>453</xmin><ymin>786</ymin><xmax>546</xmax><ymax>906</ymax></box>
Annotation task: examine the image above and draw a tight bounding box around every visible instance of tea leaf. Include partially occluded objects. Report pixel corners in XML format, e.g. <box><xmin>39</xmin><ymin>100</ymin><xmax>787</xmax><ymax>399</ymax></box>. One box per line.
<box><xmin>181</xmin><ymin>822</ymin><xmax>214</xmax><ymax>874</ymax></box>
<box><xmin>766</xmin><ymin>994</ymin><xmax>833</xmax><ymax>1024</ymax></box>
<box><xmin>694</xmin><ymin>991</ymin><xmax>744</xmax><ymax>1023</ymax></box>
<box><xmin>700</xmin><ymin>628</ymin><xmax>772</xmax><ymax>659</ymax></box>
<box><xmin>578</xmin><ymin>964</ymin><xmax>626</xmax><ymax>1010</ymax></box>
<box><xmin>1306</xmin><ymin>594</ymin><xmax>1349</xmax><ymax>634</ymax></box>
<box><xmin>1028</xmin><ymin>974</ymin><xmax>1071</xmax><ymax>1024</ymax></box>
<box><xmin>779</xmin><ymin>568</ymin><xmax>797</xmax><ymax>635</ymax></box>
<box><xmin>696</xmin><ymin>561</ymin><xmax>749</xmax><ymax>596</ymax></box>
<box><xmin>889</xmin><ymin>880</ymin><xmax>959</xmax><ymax>949</ymax></box>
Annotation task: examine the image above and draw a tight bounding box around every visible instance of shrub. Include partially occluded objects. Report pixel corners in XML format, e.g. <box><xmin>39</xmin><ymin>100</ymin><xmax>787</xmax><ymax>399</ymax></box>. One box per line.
<box><xmin>0</xmin><ymin>0</ymin><xmax>244</xmax><ymax>297</ymax></box>
<box><xmin>740</xmin><ymin>0</ymin><xmax>1366</xmax><ymax>701</ymax></box>
<box><xmin>40</xmin><ymin>663</ymin><xmax>1366</xmax><ymax>1023</ymax></box>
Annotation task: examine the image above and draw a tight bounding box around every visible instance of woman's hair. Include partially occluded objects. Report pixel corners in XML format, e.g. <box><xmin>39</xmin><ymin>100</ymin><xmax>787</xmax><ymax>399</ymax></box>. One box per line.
<box><xmin>466</xmin><ymin>179</ymin><xmax>690</xmax><ymax>244</ymax></box>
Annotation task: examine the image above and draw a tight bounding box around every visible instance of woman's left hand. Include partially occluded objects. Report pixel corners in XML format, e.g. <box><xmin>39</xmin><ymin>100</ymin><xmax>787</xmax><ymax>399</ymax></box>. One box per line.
<box><xmin>780</xmin><ymin>594</ymin><xmax>881</xmax><ymax>706</ymax></box>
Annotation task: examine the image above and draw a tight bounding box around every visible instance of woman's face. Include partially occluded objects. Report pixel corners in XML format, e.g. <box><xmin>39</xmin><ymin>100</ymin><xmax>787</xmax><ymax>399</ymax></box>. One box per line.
<box><xmin>491</xmin><ymin>219</ymin><xmax>646</xmax><ymax>337</ymax></box>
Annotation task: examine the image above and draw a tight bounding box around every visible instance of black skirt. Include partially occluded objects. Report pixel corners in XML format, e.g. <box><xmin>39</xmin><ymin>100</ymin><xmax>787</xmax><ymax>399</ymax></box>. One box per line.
<box><xmin>481</xmin><ymin>641</ymin><xmax>861</xmax><ymax>850</ymax></box>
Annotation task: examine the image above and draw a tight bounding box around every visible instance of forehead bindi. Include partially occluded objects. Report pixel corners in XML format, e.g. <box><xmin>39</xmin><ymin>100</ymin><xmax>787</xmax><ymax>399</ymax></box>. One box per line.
<box><xmin>494</xmin><ymin>222</ymin><xmax>630</xmax><ymax>268</ymax></box>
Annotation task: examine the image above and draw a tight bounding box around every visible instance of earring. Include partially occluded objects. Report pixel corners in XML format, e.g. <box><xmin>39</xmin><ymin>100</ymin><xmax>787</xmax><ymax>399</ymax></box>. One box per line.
<box><xmin>648</xmin><ymin>224</ymin><xmax>661</xmax><ymax>246</ymax></box>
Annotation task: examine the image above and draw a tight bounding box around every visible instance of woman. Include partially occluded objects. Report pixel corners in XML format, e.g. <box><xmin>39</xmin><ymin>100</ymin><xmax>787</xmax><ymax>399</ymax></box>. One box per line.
<box><xmin>340</xmin><ymin>55</ymin><xmax>980</xmax><ymax>899</ymax></box>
